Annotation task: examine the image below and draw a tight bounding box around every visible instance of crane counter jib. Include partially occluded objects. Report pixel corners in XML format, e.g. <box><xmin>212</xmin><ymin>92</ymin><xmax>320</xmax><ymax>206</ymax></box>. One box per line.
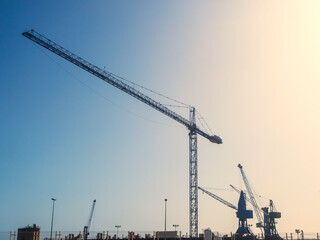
<box><xmin>22</xmin><ymin>29</ymin><xmax>222</xmax><ymax>238</ymax></box>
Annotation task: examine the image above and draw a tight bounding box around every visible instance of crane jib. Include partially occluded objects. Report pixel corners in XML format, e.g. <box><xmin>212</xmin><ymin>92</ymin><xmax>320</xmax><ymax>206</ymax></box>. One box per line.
<box><xmin>22</xmin><ymin>30</ymin><xmax>222</xmax><ymax>144</ymax></box>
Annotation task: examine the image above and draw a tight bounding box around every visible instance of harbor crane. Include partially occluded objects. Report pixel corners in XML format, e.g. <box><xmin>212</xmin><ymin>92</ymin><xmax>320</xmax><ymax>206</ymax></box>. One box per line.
<box><xmin>261</xmin><ymin>200</ymin><xmax>281</xmax><ymax>239</ymax></box>
<box><xmin>237</xmin><ymin>164</ymin><xmax>264</xmax><ymax>231</ymax></box>
<box><xmin>198</xmin><ymin>187</ymin><xmax>253</xmax><ymax>236</ymax></box>
<box><xmin>237</xmin><ymin>164</ymin><xmax>281</xmax><ymax>239</ymax></box>
<box><xmin>84</xmin><ymin>200</ymin><xmax>96</xmax><ymax>240</ymax></box>
<box><xmin>22</xmin><ymin>30</ymin><xmax>222</xmax><ymax>239</ymax></box>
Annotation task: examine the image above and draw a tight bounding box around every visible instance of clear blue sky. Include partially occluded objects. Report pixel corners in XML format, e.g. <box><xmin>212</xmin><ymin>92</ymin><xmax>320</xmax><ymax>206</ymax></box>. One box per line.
<box><xmin>1</xmin><ymin>0</ymin><xmax>320</xmax><ymax>236</ymax></box>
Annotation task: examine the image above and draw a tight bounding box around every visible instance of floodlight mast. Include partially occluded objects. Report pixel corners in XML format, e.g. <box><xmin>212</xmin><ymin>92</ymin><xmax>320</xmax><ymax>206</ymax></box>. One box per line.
<box><xmin>22</xmin><ymin>30</ymin><xmax>222</xmax><ymax>239</ymax></box>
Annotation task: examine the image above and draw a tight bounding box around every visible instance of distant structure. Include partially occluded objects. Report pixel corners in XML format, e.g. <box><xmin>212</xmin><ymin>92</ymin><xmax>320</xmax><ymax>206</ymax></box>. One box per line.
<box><xmin>17</xmin><ymin>224</ymin><xmax>40</xmax><ymax>240</ymax></box>
<box><xmin>204</xmin><ymin>229</ymin><xmax>213</xmax><ymax>240</ymax></box>
<box><xmin>156</xmin><ymin>231</ymin><xmax>179</xmax><ymax>239</ymax></box>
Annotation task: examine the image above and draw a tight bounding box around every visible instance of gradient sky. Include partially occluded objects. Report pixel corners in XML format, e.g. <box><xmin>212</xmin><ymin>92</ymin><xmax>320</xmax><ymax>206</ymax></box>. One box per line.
<box><xmin>1</xmin><ymin>0</ymin><xmax>320</xmax><ymax>236</ymax></box>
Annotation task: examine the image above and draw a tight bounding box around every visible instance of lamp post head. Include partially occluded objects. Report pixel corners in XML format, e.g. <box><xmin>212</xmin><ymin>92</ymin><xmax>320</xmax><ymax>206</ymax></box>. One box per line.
<box><xmin>51</xmin><ymin>198</ymin><xmax>56</xmax><ymax>201</ymax></box>
<box><xmin>165</xmin><ymin>199</ymin><xmax>167</xmax><ymax>202</ymax></box>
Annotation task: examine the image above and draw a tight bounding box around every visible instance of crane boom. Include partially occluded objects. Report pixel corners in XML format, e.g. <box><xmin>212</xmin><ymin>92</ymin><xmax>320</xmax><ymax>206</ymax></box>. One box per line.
<box><xmin>198</xmin><ymin>187</ymin><xmax>237</xmax><ymax>210</ymax></box>
<box><xmin>87</xmin><ymin>200</ymin><xmax>96</xmax><ymax>232</ymax></box>
<box><xmin>21</xmin><ymin>30</ymin><xmax>221</xmax><ymax>144</ymax></box>
<box><xmin>237</xmin><ymin>164</ymin><xmax>264</xmax><ymax>229</ymax></box>
<box><xmin>22</xmin><ymin>29</ymin><xmax>222</xmax><ymax>238</ymax></box>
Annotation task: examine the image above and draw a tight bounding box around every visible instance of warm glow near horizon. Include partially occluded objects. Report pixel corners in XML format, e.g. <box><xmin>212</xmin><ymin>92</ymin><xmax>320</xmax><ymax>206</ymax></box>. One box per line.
<box><xmin>175</xmin><ymin>1</ymin><xmax>320</xmax><ymax>234</ymax></box>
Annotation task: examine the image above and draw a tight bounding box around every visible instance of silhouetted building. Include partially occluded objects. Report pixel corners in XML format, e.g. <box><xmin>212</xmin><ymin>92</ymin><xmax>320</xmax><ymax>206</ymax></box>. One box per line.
<box><xmin>204</xmin><ymin>229</ymin><xmax>213</xmax><ymax>240</ymax></box>
<box><xmin>156</xmin><ymin>231</ymin><xmax>178</xmax><ymax>239</ymax></box>
<box><xmin>17</xmin><ymin>224</ymin><xmax>40</xmax><ymax>240</ymax></box>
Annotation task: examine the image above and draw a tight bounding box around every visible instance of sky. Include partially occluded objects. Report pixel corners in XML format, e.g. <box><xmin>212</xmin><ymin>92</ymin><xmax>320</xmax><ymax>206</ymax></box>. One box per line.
<box><xmin>1</xmin><ymin>0</ymin><xmax>320</xmax><ymax>237</ymax></box>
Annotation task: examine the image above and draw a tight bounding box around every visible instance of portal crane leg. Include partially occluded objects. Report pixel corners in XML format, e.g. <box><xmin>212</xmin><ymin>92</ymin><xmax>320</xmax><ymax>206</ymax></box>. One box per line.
<box><xmin>189</xmin><ymin>107</ymin><xmax>198</xmax><ymax>239</ymax></box>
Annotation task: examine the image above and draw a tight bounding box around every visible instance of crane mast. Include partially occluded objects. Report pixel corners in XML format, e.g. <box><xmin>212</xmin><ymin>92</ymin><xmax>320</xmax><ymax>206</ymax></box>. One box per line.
<box><xmin>22</xmin><ymin>30</ymin><xmax>222</xmax><ymax>239</ymax></box>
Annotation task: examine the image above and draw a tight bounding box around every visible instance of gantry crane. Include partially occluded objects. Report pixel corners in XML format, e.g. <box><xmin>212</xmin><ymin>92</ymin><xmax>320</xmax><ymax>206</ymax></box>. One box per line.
<box><xmin>22</xmin><ymin>30</ymin><xmax>222</xmax><ymax>238</ymax></box>
<box><xmin>84</xmin><ymin>200</ymin><xmax>96</xmax><ymax>240</ymax></box>
<box><xmin>198</xmin><ymin>187</ymin><xmax>253</xmax><ymax>236</ymax></box>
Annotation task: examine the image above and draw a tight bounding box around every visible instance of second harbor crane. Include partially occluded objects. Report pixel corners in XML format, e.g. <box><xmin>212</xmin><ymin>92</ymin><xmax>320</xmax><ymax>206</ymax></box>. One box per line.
<box><xmin>22</xmin><ymin>30</ymin><xmax>223</xmax><ymax>239</ymax></box>
<box><xmin>198</xmin><ymin>187</ymin><xmax>253</xmax><ymax>237</ymax></box>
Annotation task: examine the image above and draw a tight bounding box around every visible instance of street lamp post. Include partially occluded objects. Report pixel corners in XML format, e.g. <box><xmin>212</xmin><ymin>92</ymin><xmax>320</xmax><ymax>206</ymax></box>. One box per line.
<box><xmin>173</xmin><ymin>225</ymin><xmax>179</xmax><ymax>232</ymax></box>
<box><xmin>115</xmin><ymin>225</ymin><xmax>121</xmax><ymax>239</ymax></box>
<box><xmin>50</xmin><ymin>198</ymin><xmax>57</xmax><ymax>240</ymax></box>
<box><xmin>164</xmin><ymin>199</ymin><xmax>167</xmax><ymax>240</ymax></box>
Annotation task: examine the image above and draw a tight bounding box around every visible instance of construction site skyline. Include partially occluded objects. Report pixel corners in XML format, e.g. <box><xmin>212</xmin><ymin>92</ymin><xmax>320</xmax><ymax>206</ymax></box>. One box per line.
<box><xmin>1</xmin><ymin>0</ymin><xmax>320</xmax><ymax>237</ymax></box>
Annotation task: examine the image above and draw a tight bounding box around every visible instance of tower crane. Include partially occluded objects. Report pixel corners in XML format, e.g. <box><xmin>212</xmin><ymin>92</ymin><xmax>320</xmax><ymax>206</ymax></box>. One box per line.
<box><xmin>198</xmin><ymin>187</ymin><xmax>253</xmax><ymax>236</ymax></box>
<box><xmin>22</xmin><ymin>30</ymin><xmax>222</xmax><ymax>239</ymax></box>
<box><xmin>84</xmin><ymin>200</ymin><xmax>96</xmax><ymax>240</ymax></box>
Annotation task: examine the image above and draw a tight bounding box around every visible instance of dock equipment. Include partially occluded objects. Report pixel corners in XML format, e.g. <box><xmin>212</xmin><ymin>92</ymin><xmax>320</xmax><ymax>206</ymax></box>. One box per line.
<box><xmin>22</xmin><ymin>30</ymin><xmax>222</xmax><ymax>239</ymax></box>
<box><xmin>237</xmin><ymin>164</ymin><xmax>281</xmax><ymax>239</ymax></box>
<box><xmin>262</xmin><ymin>200</ymin><xmax>281</xmax><ymax>239</ymax></box>
<box><xmin>84</xmin><ymin>200</ymin><xmax>96</xmax><ymax>240</ymax></box>
<box><xmin>198</xmin><ymin>187</ymin><xmax>253</xmax><ymax>235</ymax></box>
